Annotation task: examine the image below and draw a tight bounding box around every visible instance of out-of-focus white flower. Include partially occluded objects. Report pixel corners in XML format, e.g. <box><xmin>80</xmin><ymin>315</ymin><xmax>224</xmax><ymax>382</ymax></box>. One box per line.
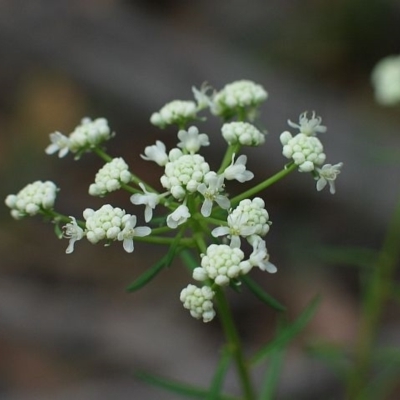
<box><xmin>45</xmin><ymin>131</ymin><xmax>71</xmax><ymax>158</ymax></box>
<box><xmin>141</xmin><ymin>141</ymin><xmax>169</xmax><ymax>166</ymax></box>
<box><xmin>63</xmin><ymin>216</ymin><xmax>85</xmax><ymax>254</ymax></box>
<box><xmin>248</xmin><ymin>237</ymin><xmax>277</xmax><ymax>273</ymax></box>
<box><xmin>89</xmin><ymin>157</ymin><xmax>131</xmax><ymax>196</ymax></box>
<box><xmin>193</xmin><ymin>244</ymin><xmax>249</xmax><ymax>286</ymax></box>
<box><xmin>315</xmin><ymin>162</ymin><xmax>343</xmax><ymax>194</ymax></box>
<box><xmin>161</xmin><ymin>154</ymin><xmax>210</xmax><ymax>199</ymax></box>
<box><xmin>5</xmin><ymin>180</ymin><xmax>58</xmax><ymax>219</ymax></box>
<box><xmin>211</xmin><ymin>80</ymin><xmax>268</xmax><ymax>120</ymax></box>
<box><xmin>180</xmin><ymin>284</ymin><xmax>216</xmax><ymax>322</ymax></box>
<box><xmin>166</xmin><ymin>204</ymin><xmax>191</xmax><ymax>229</ymax></box>
<box><xmin>150</xmin><ymin>100</ymin><xmax>198</xmax><ymax>128</ymax></box>
<box><xmin>221</xmin><ymin>121</ymin><xmax>265</xmax><ymax>146</ymax></box>
<box><xmin>192</xmin><ymin>83</ymin><xmax>214</xmax><ymax>110</ymax></box>
<box><xmin>117</xmin><ymin>215</ymin><xmax>151</xmax><ymax>253</ymax></box>
<box><xmin>83</xmin><ymin>205</ymin><xmax>150</xmax><ymax>252</ymax></box>
<box><xmin>69</xmin><ymin>118</ymin><xmax>112</xmax><ymax>153</ymax></box>
<box><xmin>130</xmin><ymin>183</ymin><xmax>160</xmax><ymax>222</ymax></box>
<box><xmin>287</xmin><ymin>112</ymin><xmax>327</xmax><ymax>136</ymax></box>
<box><xmin>177</xmin><ymin>126</ymin><xmax>210</xmax><ymax>154</ymax></box>
<box><xmin>223</xmin><ymin>154</ymin><xmax>254</xmax><ymax>182</ymax></box>
<box><xmin>280</xmin><ymin>132</ymin><xmax>326</xmax><ymax>172</ymax></box>
<box><xmin>197</xmin><ymin>173</ymin><xmax>230</xmax><ymax>217</ymax></box>
<box><xmin>371</xmin><ymin>55</ymin><xmax>400</xmax><ymax>106</ymax></box>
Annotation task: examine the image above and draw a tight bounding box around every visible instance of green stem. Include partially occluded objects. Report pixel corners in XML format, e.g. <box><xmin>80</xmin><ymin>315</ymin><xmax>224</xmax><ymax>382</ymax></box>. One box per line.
<box><xmin>346</xmin><ymin>194</ymin><xmax>400</xmax><ymax>399</ymax></box>
<box><xmin>214</xmin><ymin>287</ymin><xmax>255</xmax><ymax>400</ymax></box>
<box><xmin>231</xmin><ymin>163</ymin><xmax>296</xmax><ymax>205</ymax></box>
<box><xmin>218</xmin><ymin>143</ymin><xmax>242</xmax><ymax>174</ymax></box>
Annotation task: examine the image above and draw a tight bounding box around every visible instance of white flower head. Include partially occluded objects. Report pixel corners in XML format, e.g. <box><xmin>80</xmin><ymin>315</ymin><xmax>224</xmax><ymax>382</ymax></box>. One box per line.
<box><xmin>89</xmin><ymin>157</ymin><xmax>131</xmax><ymax>196</ymax></box>
<box><xmin>161</xmin><ymin>154</ymin><xmax>210</xmax><ymax>199</ymax></box>
<box><xmin>280</xmin><ymin>132</ymin><xmax>326</xmax><ymax>172</ymax></box>
<box><xmin>223</xmin><ymin>154</ymin><xmax>254</xmax><ymax>183</ymax></box>
<box><xmin>221</xmin><ymin>121</ymin><xmax>265</xmax><ymax>146</ymax></box>
<box><xmin>197</xmin><ymin>173</ymin><xmax>230</xmax><ymax>217</ymax></box>
<box><xmin>141</xmin><ymin>141</ymin><xmax>169</xmax><ymax>166</ymax></box>
<box><xmin>193</xmin><ymin>244</ymin><xmax>249</xmax><ymax>286</ymax></box>
<box><xmin>150</xmin><ymin>100</ymin><xmax>198</xmax><ymax>128</ymax></box>
<box><xmin>249</xmin><ymin>238</ymin><xmax>277</xmax><ymax>273</ymax></box>
<box><xmin>5</xmin><ymin>180</ymin><xmax>58</xmax><ymax>219</ymax></box>
<box><xmin>130</xmin><ymin>183</ymin><xmax>160</xmax><ymax>222</ymax></box>
<box><xmin>63</xmin><ymin>216</ymin><xmax>85</xmax><ymax>254</ymax></box>
<box><xmin>83</xmin><ymin>204</ymin><xmax>150</xmax><ymax>252</ymax></box>
<box><xmin>177</xmin><ymin>126</ymin><xmax>210</xmax><ymax>154</ymax></box>
<box><xmin>371</xmin><ymin>55</ymin><xmax>400</xmax><ymax>106</ymax></box>
<box><xmin>45</xmin><ymin>131</ymin><xmax>71</xmax><ymax>158</ymax></box>
<box><xmin>315</xmin><ymin>162</ymin><xmax>343</xmax><ymax>194</ymax></box>
<box><xmin>287</xmin><ymin>111</ymin><xmax>327</xmax><ymax>136</ymax></box>
<box><xmin>211</xmin><ymin>80</ymin><xmax>268</xmax><ymax>120</ymax></box>
<box><xmin>69</xmin><ymin>117</ymin><xmax>113</xmax><ymax>154</ymax></box>
<box><xmin>167</xmin><ymin>204</ymin><xmax>191</xmax><ymax>229</ymax></box>
<box><xmin>180</xmin><ymin>284</ymin><xmax>216</xmax><ymax>323</ymax></box>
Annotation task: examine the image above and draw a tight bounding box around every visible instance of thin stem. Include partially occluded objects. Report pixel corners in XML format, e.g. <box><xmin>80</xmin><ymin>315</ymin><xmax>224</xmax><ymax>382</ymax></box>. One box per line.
<box><xmin>346</xmin><ymin>194</ymin><xmax>400</xmax><ymax>399</ymax></box>
<box><xmin>214</xmin><ymin>287</ymin><xmax>255</xmax><ymax>400</ymax></box>
<box><xmin>218</xmin><ymin>143</ymin><xmax>241</xmax><ymax>174</ymax></box>
<box><xmin>231</xmin><ymin>163</ymin><xmax>296</xmax><ymax>205</ymax></box>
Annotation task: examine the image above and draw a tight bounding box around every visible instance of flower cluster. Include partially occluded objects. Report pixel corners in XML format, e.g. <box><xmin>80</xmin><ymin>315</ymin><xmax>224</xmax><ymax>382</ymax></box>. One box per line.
<box><xmin>5</xmin><ymin>79</ymin><xmax>344</xmax><ymax>325</ymax></box>
<box><xmin>5</xmin><ymin>181</ymin><xmax>58</xmax><ymax>219</ymax></box>
<box><xmin>46</xmin><ymin>117</ymin><xmax>113</xmax><ymax>158</ymax></box>
<box><xmin>89</xmin><ymin>157</ymin><xmax>132</xmax><ymax>196</ymax></box>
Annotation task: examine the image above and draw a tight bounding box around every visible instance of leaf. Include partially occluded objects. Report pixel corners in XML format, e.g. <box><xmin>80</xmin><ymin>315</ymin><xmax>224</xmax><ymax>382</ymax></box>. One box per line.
<box><xmin>135</xmin><ymin>371</ymin><xmax>238</xmax><ymax>400</ymax></box>
<box><xmin>251</xmin><ymin>295</ymin><xmax>321</xmax><ymax>365</ymax></box>
<box><xmin>206</xmin><ymin>346</ymin><xmax>232</xmax><ymax>400</ymax></box>
<box><xmin>314</xmin><ymin>245</ymin><xmax>379</xmax><ymax>269</ymax></box>
<box><xmin>241</xmin><ymin>275</ymin><xmax>286</xmax><ymax>312</ymax></box>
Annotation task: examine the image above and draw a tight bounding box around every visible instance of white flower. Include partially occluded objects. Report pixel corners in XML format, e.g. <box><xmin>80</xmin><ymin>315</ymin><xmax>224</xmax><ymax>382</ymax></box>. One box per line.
<box><xmin>117</xmin><ymin>215</ymin><xmax>151</xmax><ymax>253</ymax></box>
<box><xmin>221</xmin><ymin>121</ymin><xmax>265</xmax><ymax>146</ymax></box>
<box><xmin>161</xmin><ymin>154</ymin><xmax>210</xmax><ymax>199</ymax></box>
<box><xmin>287</xmin><ymin>111</ymin><xmax>327</xmax><ymax>136</ymax></box>
<box><xmin>223</xmin><ymin>154</ymin><xmax>254</xmax><ymax>182</ymax></box>
<box><xmin>130</xmin><ymin>183</ymin><xmax>160</xmax><ymax>222</ymax></box>
<box><xmin>69</xmin><ymin>117</ymin><xmax>112</xmax><ymax>153</ymax></box>
<box><xmin>248</xmin><ymin>238</ymin><xmax>277</xmax><ymax>273</ymax></box>
<box><xmin>89</xmin><ymin>157</ymin><xmax>131</xmax><ymax>196</ymax></box>
<box><xmin>193</xmin><ymin>244</ymin><xmax>249</xmax><ymax>286</ymax></box>
<box><xmin>280</xmin><ymin>132</ymin><xmax>326</xmax><ymax>172</ymax></box>
<box><xmin>192</xmin><ymin>83</ymin><xmax>214</xmax><ymax>110</ymax></box>
<box><xmin>371</xmin><ymin>55</ymin><xmax>400</xmax><ymax>106</ymax></box>
<box><xmin>212</xmin><ymin>212</ymin><xmax>257</xmax><ymax>249</ymax></box>
<box><xmin>180</xmin><ymin>284</ymin><xmax>216</xmax><ymax>323</ymax></box>
<box><xmin>150</xmin><ymin>100</ymin><xmax>198</xmax><ymax>128</ymax></box>
<box><xmin>5</xmin><ymin>180</ymin><xmax>58</xmax><ymax>219</ymax></box>
<box><xmin>166</xmin><ymin>204</ymin><xmax>191</xmax><ymax>229</ymax></box>
<box><xmin>63</xmin><ymin>216</ymin><xmax>85</xmax><ymax>254</ymax></box>
<box><xmin>315</xmin><ymin>162</ymin><xmax>343</xmax><ymax>194</ymax></box>
<box><xmin>211</xmin><ymin>80</ymin><xmax>268</xmax><ymax>120</ymax></box>
<box><xmin>177</xmin><ymin>126</ymin><xmax>210</xmax><ymax>153</ymax></box>
<box><xmin>83</xmin><ymin>204</ymin><xmax>150</xmax><ymax>252</ymax></box>
<box><xmin>45</xmin><ymin>131</ymin><xmax>71</xmax><ymax>158</ymax></box>
<box><xmin>141</xmin><ymin>141</ymin><xmax>169</xmax><ymax>166</ymax></box>
<box><xmin>197</xmin><ymin>173</ymin><xmax>230</xmax><ymax>217</ymax></box>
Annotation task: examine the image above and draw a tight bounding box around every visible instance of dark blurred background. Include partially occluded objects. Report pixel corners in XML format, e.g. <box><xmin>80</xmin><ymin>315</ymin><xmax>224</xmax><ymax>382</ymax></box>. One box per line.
<box><xmin>1</xmin><ymin>1</ymin><xmax>400</xmax><ymax>399</ymax></box>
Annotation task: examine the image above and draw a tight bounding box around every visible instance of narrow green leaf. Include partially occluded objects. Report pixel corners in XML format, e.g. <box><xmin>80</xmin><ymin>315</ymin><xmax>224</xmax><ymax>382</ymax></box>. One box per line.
<box><xmin>251</xmin><ymin>295</ymin><xmax>321</xmax><ymax>365</ymax></box>
<box><xmin>314</xmin><ymin>246</ymin><xmax>379</xmax><ymax>269</ymax></box>
<box><xmin>241</xmin><ymin>276</ymin><xmax>286</xmax><ymax>312</ymax></box>
<box><xmin>206</xmin><ymin>346</ymin><xmax>232</xmax><ymax>400</ymax></box>
<box><xmin>135</xmin><ymin>371</ymin><xmax>238</xmax><ymax>400</ymax></box>
<box><xmin>54</xmin><ymin>222</ymin><xmax>63</xmax><ymax>239</ymax></box>
<box><xmin>126</xmin><ymin>256</ymin><xmax>167</xmax><ymax>292</ymax></box>
<box><xmin>258</xmin><ymin>346</ymin><xmax>286</xmax><ymax>400</ymax></box>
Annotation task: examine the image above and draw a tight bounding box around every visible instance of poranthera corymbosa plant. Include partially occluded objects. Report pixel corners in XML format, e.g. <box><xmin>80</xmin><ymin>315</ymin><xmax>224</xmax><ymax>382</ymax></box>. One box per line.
<box><xmin>5</xmin><ymin>80</ymin><xmax>343</xmax><ymax>399</ymax></box>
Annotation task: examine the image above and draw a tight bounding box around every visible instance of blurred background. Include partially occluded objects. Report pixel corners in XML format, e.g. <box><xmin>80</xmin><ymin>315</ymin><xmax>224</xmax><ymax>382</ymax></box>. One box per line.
<box><xmin>1</xmin><ymin>0</ymin><xmax>400</xmax><ymax>399</ymax></box>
